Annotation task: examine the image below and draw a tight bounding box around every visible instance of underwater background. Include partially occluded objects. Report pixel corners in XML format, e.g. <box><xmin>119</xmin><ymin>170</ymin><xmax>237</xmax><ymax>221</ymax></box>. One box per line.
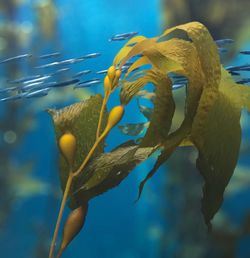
<box><xmin>0</xmin><ymin>0</ymin><xmax>250</xmax><ymax>258</ymax></box>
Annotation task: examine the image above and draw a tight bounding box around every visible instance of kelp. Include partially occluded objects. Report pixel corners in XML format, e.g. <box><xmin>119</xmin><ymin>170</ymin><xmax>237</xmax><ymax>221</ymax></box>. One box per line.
<box><xmin>48</xmin><ymin>21</ymin><xmax>250</xmax><ymax>257</ymax></box>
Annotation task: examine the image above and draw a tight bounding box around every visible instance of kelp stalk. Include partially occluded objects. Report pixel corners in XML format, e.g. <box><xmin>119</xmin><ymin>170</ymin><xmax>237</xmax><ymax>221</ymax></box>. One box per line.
<box><xmin>49</xmin><ymin>172</ymin><xmax>73</xmax><ymax>258</ymax></box>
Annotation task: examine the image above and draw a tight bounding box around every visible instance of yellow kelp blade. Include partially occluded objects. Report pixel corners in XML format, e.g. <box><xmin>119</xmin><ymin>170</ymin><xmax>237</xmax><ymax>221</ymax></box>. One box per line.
<box><xmin>160</xmin><ymin>21</ymin><xmax>221</xmax><ymax>89</ymax></box>
<box><xmin>219</xmin><ymin>68</ymin><xmax>250</xmax><ymax>112</ymax></box>
<box><xmin>113</xmin><ymin>35</ymin><xmax>147</xmax><ymax>66</ymax></box>
<box><xmin>118</xmin><ymin>38</ymin><xmax>157</xmax><ymax>69</ymax></box>
<box><xmin>125</xmin><ymin>56</ymin><xmax>150</xmax><ymax>77</ymax></box>
<box><xmin>191</xmin><ymin>91</ymin><xmax>241</xmax><ymax>228</ymax></box>
<box><xmin>140</xmin><ymin>70</ymin><xmax>175</xmax><ymax>147</ymax></box>
<box><xmin>120</xmin><ymin>76</ymin><xmax>149</xmax><ymax>105</ymax></box>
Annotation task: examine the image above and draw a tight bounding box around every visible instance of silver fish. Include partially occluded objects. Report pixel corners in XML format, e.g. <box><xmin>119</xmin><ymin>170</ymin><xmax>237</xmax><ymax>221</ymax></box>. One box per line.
<box><xmin>215</xmin><ymin>39</ymin><xmax>234</xmax><ymax>46</ymax></box>
<box><xmin>109</xmin><ymin>32</ymin><xmax>138</xmax><ymax>41</ymax></box>
<box><xmin>0</xmin><ymin>54</ymin><xmax>32</xmax><ymax>64</ymax></box>
<box><xmin>0</xmin><ymin>93</ymin><xmax>27</xmax><ymax>102</ymax></box>
<box><xmin>236</xmin><ymin>78</ymin><xmax>250</xmax><ymax>84</ymax></box>
<box><xmin>81</xmin><ymin>53</ymin><xmax>101</xmax><ymax>59</ymax></box>
<box><xmin>25</xmin><ymin>88</ymin><xmax>50</xmax><ymax>98</ymax></box>
<box><xmin>35</xmin><ymin>58</ymin><xmax>84</xmax><ymax>69</ymax></box>
<box><xmin>73</xmin><ymin>70</ymin><xmax>92</xmax><ymax>77</ymax></box>
<box><xmin>51</xmin><ymin>67</ymin><xmax>70</xmax><ymax>76</ymax></box>
<box><xmin>240</xmin><ymin>51</ymin><xmax>250</xmax><ymax>55</ymax></box>
<box><xmin>23</xmin><ymin>75</ymin><xmax>51</xmax><ymax>84</ymax></box>
<box><xmin>7</xmin><ymin>75</ymin><xmax>42</xmax><ymax>84</ymax></box>
<box><xmin>96</xmin><ymin>69</ymin><xmax>108</xmax><ymax>75</ymax></box>
<box><xmin>0</xmin><ymin>86</ymin><xmax>17</xmax><ymax>94</ymax></box>
<box><xmin>39</xmin><ymin>52</ymin><xmax>61</xmax><ymax>59</ymax></box>
<box><xmin>75</xmin><ymin>79</ymin><xmax>101</xmax><ymax>88</ymax></box>
<box><xmin>172</xmin><ymin>84</ymin><xmax>185</xmax><ymax>90</ymax></box>
<box><xmin>50</xmin><ymin>79</ymin><xmax>79</xmax><ymax>88</ymax></box>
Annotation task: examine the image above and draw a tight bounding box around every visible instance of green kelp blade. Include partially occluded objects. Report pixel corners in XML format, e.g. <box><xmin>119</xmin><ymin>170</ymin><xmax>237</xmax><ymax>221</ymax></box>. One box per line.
<box><xmin>191</xmin><ymin>91</ymin><xmax>241</xmax><ymax>228</ymax></box>
<box><xmin>49</xmin><ymin>94</ymin><xmax>108</xmax><ymax>208</ymax></box>
<box><xmin>70</xmin><ymin>143</ymin><xmax>156</xmax><ymax>209</ymax></box>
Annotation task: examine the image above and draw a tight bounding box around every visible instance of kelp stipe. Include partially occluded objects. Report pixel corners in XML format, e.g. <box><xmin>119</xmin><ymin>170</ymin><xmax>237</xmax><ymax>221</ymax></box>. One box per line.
<box><xmin>48</xmin><ymin>21</ymin><xmax>250</xmax><ymax>257</ymax></box>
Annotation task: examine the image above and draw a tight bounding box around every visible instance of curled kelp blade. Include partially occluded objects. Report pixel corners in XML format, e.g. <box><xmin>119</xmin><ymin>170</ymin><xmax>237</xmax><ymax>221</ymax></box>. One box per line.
<box><xmin>140</xmin><ymin>70</ymin><xmax>175</xmax><ymax>147</ymax></box>
<box><xmin>113</xmin><ymin>36</ymin><xmax>148</xmax><ymax>66</ymax></box>
<box><xmin>70</xmin><ymin>143</ymin><xmax>156</xmax><ymax>209</ymax></box>
<box><xmin>160</xmin><ymin>21</ymin><xmax>221</xmax><ymax>89</ymax></box>
<box><xmin>49</xmin><ymin>94</ymin><xmax>108</xmax><ymax>201</ymax></box>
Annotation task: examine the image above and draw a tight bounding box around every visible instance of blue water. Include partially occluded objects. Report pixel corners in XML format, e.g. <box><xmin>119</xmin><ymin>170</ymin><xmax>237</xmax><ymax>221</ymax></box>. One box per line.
<box><xmin>1</xmin><ymin>1</ymin><xmax>250</xmax><ymax>258</ymax></box>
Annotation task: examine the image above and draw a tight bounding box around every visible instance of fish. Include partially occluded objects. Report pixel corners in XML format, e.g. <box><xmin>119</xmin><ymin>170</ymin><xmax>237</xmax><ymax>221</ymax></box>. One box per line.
<box><xmin>7</xmin><ymin>75</ymin><xmax>42</xmax><ymax>84</ymax></box>
<box><xmin>39</xmin><ymin>52</ymin><xmax>61</xmax><ymax>59</ymax></box>
<box><xmin>215</xmin><ymin>39</ymin><xmax>234</xmax><ymax>46</ymax></box>
<box><xmin>50</xmin><ymin>68</ymin><xmax>70</xmax><ymax>75</ymax></box>
<box><xmin>81</xmin><ymin>53</ymin><xmax>101</xmax><ymax>59</ymax></box>
<box><xmin>226</xmin><ymin>64</ymin><xmax>250</xmax><ymax>71</ymax></box>
<box><xmin>21</xmin><ymin>81</ymin><xmax>45</xmax><ymax>91</ymax></box>
<box><xmin>0</xmin><ymin>86</ymin><xmax>17</xmax><ymax>92</ymax></box>
<box><xmin>96</xmin><ymin>69</ymin><xmax>108</xmax><ymax>75</ymax></box>
<box><xmin>0</xmin><ymin>93</ymin><xmax>27</xmax><ymax>102</ymax></box>
<box><xmin>0</xmin><ymin>54</ymin><xmax>32</xmax><ymax>64</ymax></box>
<box><xmin>35</xmin><ymin>58</ymin><xmax>85</xmax><ymax>68</ymax></box>
<box><xmin>228</xmin><ymin>71</ymin><xmax>241</xmax><ymax>76</ymax></box>
<box><xmin>239</xmin><ymin>51</ymin><xmax>250</xmax><ymax>55</ymax></box>
<box><xmin>73</xmin><ymin>70</ymin><xmax>92</xmax><ymax>77</ymax></box>
<box><xmin>23</xmin><ymin>75</ymin><xmax>51</xmax><ymax>84</ymax></box>
<box><xmin>137</xmin><ymin>100</ymin><xmax>153</xmax><ymax>120</ymax></box>
<box><xmin>109</xmin><ymin>32</ymin><xmax>138</xmax><ymax>41</ymax></box>
<box><xmin>75</xmin><ymin>79</ymin><xmax>101</xmax><ymax>88</ymax></box>
<box><xmin>25</xmin><ymin>88</ymin><xmax>51</xmax><ymax>98</ymax></box>
<box><xmin>172</xmin><ymin>84</ymin><xmax>186</xmax><ymax>90</ymax></box>
<box><xmin>218</xmin><ymin>48</ymin><xmax>228</xmax><ymax>54</ymax></box>
<box><xmin>50</xmin><ymin>79</ymin><xmax>80</xmax><ymax>88</ymax></box>
<box><xmin>236</xmin><ymin>78</ymin><xmax>250</xmax><ymax>84</ymax></box>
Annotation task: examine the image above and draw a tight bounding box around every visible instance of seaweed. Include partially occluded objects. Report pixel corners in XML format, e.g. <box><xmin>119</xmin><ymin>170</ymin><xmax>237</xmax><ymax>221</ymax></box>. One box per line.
<box><xmin>48</xmin><ymin>21</ymin><xmax>250</xmax><ymax>257</ymax></box>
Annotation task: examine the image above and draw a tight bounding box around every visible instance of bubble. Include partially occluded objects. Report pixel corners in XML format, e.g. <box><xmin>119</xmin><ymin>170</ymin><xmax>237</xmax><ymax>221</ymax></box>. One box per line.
<box><xmin>3</xmin><ymin>130</ymin><xmax>17</xmax><ymax>144</ymax></box>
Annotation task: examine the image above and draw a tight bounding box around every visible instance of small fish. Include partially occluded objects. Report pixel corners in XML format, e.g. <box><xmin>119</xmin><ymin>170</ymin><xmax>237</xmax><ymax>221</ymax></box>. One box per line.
<box><xmin>50</xmin><ymin>79</ymin><xmax>79</xmax><ymax>88</ymax></box>
<box><xmin>39</xmin><ymin>52</ymin><xmax>61</xmax><ymax>59</ymax></box>
<box><xmin>75</xmin><ymin>79</ymin><xmax>101</xmax><ymax>88</ymax></box>
<box><xmin>21</xmin><ymin>81</ymin><xmax>45</xmax><ymax>91</ymax></box>
<box><xmin>25</xmin><ymin>88</ymin><xmax>50</xmax><ymax>98</ymax></box>
<box><xmin>229</xmin><ymin>71</ymin><xmax>241</xmax><ymax>76</ymax></box>
<box><xmin>96</xmin><ymin>69</ymin><xmax>108</xmax><ymax>75</ymax></box>
<box><xmin>218</xmin><ymin>48</ymin><xmax>228</xmax><ymax>54</ymax></box>
<box><xmin>240</xmin><ymin>51</ymin><xmax>250</xmax><ymax>55</ymax></box>
<box><xmin>0</xmin><ymin>86</ymin><xmax>17</xmax><ymax>94</ymax></box>
<box><xmin>0</xmin><ymin>93</ymin><xmax>27</xmax><ymax>102</ymax></box>
<box><xmin>73</xmin><ymin>70</ymin><xmax>92</xmax><ymax>77</ymax></box>
<box><xmin>81</xmin><ymin>53</ymin><xmax>101</xmax><ymax>59</ymax></box>
<box><xmin>172</xmin><ymin>84</ymin><xmax>185</xmax><ymax>90</ymax></box>
<box><xmin>236</xmin><ymin>78</ymin><xmax>250</xmax><ymax>84</ymax></box>
<box><xmin>51</xmin><ymin>67</ymin><xmax>70</xmax><ymax>75</ymax></box>
<box><xmin>23</xmin><ymin>75</ymin><xmax>51</xmax><ymax>84</ymax></box>
<box><xmin>215</xmin><ymin>39</ymin><xmax>234</xmax><ymax>46</ymax></box>
<box><xmin>59</xmin><ymin>58</ymin><xmax>85</xmax><ymax>65</ymax></box>
<box><xmin>226</xmin><ymin>64</ymin><xmax>250</xmax><ymax>71</ymax></box>
<box><xmin>7</xmin><ymin>75</ymin><xmax>42</xmax><ymax>84</ymax></box>
<box><xmin>0</xmin><ymin>54</ymin><xmax>32</xmax><ymax>64</ymax></box>
<box><xmin>109</xmin><ymin>32</ymin><xmax>138</xmax><ymax>41</ymax></box>
<box><xmin>35</xmin><ymin>58</ymin><xmax>84</xmax><ymax>68</ymax></box>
